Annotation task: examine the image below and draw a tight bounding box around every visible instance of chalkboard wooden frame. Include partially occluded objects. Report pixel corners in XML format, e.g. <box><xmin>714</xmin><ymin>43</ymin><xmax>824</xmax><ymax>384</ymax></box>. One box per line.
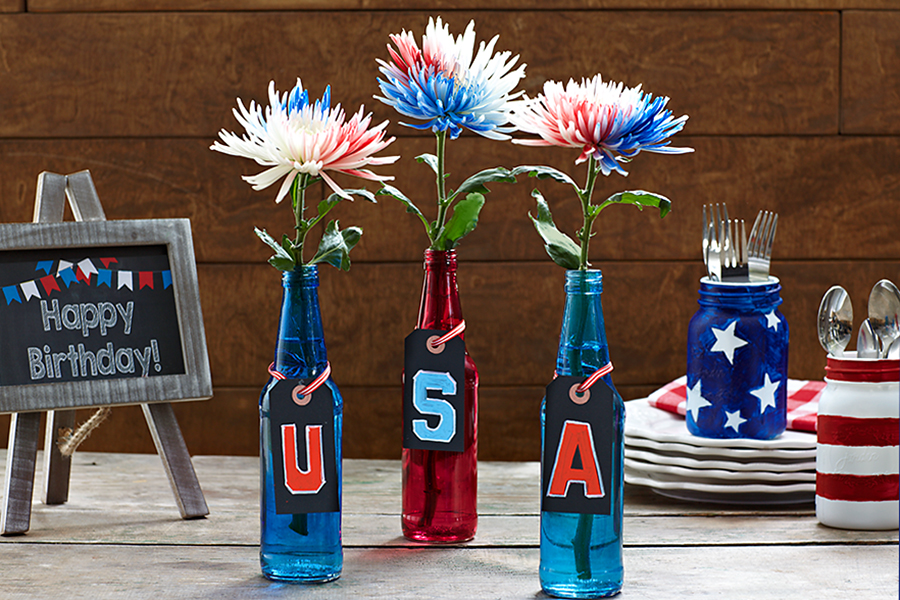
<box><xmin>0</xmin><ymin>218</ymin><xmax>212</xmax><ymax>414</ymax></box>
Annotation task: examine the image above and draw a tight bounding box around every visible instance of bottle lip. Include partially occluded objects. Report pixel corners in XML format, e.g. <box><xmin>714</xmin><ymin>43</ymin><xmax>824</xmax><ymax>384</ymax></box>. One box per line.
<box><xmin>825</xmin><ymin>352</ymin><xmax>900</xmax><ymax>383</ymax></box>
<box><xmin>423</xmin><ymin>249</ymin><xmax>458</xmax><ymax>273</ymax></box>
<box><xmin>282</xmin><ymin>265</ymin><xmax>319</xmax><ymax>287</ymax></box>
<box><xmin>565</xmin><ymin>269</ymin><xmax>603</xmax><ymax>293</ymax></box>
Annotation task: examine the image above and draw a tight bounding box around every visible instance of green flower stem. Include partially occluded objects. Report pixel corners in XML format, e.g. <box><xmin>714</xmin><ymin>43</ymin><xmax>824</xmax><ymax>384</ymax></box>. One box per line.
<box><xmin>431</xmin><ymin>130</ymin><xmax>448</xmax><ymax>248</ymax></box>
<box><xmin>577</xmin><ymin>156</ymin><xmax>600</xmax><ymax>270</ymax></box>
<box><xmin>292</xmin><ymin>173</ymin><xmax>310</xmax><ymax>265</ymax></box>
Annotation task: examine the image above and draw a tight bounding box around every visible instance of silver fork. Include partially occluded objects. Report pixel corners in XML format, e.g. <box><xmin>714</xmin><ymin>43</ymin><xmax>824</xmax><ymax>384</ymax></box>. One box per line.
<box><xmin>721</xmin><ymin>211</ymin><xmax>748</xmax><ymax>281</ymax></box>
<box><xmin>703</xmin><ymin>204</ymin><xmax>723</xmax><ymax>281</ymax></box>
<box><xmin>748</xmin><ymin>210</ymin><xmax>778</xmax><ymax>282</ymax></box>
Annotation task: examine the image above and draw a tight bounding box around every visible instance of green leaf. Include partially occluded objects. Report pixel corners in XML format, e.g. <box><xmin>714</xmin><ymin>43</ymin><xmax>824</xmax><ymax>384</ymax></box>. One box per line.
<box><xmin>450</xmin><ymin>167</ymin><xmax>516</xmax><ymax>201</ymax></box>
<box><xmin>332</xmin><ymin>188</ymin><xmax>379</xmax><ymax>204</ymax></box>
<box><xmin>377</xmin><ymin>184</ymin><xmax>426</xmax><ymax>221</ymax></box>
<box><xmin>255</xmin><ymin>227</ymin><xmax>296</xmax><ymax>271</ymax></box>
<box><xmin>511</xmin><ymin>165</ymin><xmax>580</xmax><ymax>190</ymax></box>
<box><xmin>318</xmin><ymin>196</ymin><xmax>341</xmax><ymax>219</ymax></box>
<box><xmin>309</xmin><ymin>220</ymin><xmax>362</xmax><ymax>271</ymax></box>
<box><xmin>528</xmin><ymin>190</ymin><xmax>582</xmax><ymax>270</ymax></box>
<box><xmin>602</xmin><ymin>190</ymin><xmax>672</xmax><ymax>218</ymax></box>
<box><xmin>435</xmin><ymin>193</ymin><xmax>485</xmax><ymax>250</ymax></box>
<box><xmin>415</xmin><ymin>154</ymin><xmax>441</xmax><ymax>177</ymax></box>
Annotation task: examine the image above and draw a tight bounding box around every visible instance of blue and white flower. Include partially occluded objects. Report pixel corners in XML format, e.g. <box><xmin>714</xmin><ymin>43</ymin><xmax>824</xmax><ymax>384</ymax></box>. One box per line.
<box><xmin>376</xmin><ymin>17</ymin><xmax>526</xmax><ymax>140</ymax></box>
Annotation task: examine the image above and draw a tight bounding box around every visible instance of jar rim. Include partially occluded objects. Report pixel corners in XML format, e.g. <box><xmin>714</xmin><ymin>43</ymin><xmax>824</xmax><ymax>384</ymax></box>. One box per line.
<box><xmin>825</xmin><ymin>352</ymin><xmax>900</xmax><ymax>383</ymax></box>
<box><xmin>700</xmin><ymin>276</ymin><xmax>780</xmax><ymax>287</ymax></box>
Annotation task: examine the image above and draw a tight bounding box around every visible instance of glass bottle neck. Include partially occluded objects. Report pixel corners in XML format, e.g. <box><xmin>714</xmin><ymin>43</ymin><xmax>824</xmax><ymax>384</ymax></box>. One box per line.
<box><xmin>556</xmin><ymin>270</ymin><xmax>610</xmax><ymax>377</ymax></box>
<box><xmin>274</xmin><ymin>266</ymin><xmax>328</xmax><ymax>379</ymax></box>
<box><xmin>417</xmin><ymin>249</ymin><xmax>464</xmax><ymax>335</ymax></box>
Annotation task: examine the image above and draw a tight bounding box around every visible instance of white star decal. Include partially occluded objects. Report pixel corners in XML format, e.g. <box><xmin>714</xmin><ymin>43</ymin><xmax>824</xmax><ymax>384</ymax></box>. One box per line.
<box><xmin>750</xmin><ymin>373</ymin><xmax>780</xmax><ymax>414</ymax></box>
<box><xmin>724</xmin><ymin>410</ymin><xmax>747</xmax><ymax>433</ymax></box>
<box><xmin>765</xmin><ymin>311</ymin><xmax>780</xmax><ymax>330</ymax></box>
<box><xmin>685</xmin><ymin>380</ymin><xmax>712</xmax><ymax>421</ymax></box>
<box><xmin>710</xmin><ymin>322</ymin><xmax>748</xmax><ymax>365</ymax></box>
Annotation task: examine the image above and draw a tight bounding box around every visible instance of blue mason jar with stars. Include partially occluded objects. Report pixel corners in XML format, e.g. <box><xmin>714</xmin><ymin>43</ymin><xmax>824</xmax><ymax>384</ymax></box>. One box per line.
<box><xmin>686</xmin><ymin>277</ymin><xmax>789</xmax><ymax>439</ymax></box>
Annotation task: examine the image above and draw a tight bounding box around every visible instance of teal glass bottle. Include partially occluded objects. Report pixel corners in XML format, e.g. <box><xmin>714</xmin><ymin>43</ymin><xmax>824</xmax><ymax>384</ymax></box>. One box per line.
<box><xmin>540</xmin><ymin>269</ymin><xmax>625</xmax><ymax>598</ymax></box>
<box><xmin>259</xmin><ymin>266</ymin><xmax>343</xmax><ymax>582</ymax></box>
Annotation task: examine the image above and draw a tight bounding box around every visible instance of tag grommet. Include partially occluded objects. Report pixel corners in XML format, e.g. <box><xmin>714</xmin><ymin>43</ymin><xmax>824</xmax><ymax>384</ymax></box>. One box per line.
<box><xmin>292</xmin><ymin>386</ymin><xmax>312</xmax><ymax>406</ymax></box>
<box><xmin>569</xmin><ymin>383</ymin><xmax>590</xmax><ymax>405</ymax></box>
<box><xmin>426</xmin><ymin>335</ymin><xmax>445</xmax><ymax>354</ymax></box>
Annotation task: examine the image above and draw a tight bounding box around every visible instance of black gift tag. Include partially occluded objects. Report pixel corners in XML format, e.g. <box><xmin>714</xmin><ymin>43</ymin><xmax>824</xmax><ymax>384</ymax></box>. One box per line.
<box><xmin>268</xmin><ymin>378</ymin><xmax>339</xmax><ymax>515</ymax></box>
<box><xmin>402</xmin><ymin>328</ymin><xmax>465</xmax><ymax>453</ymax></box>
<box><xmin>541</xmin><ymin>376</ymin><xmax>615</xmax><ymax>515</ymax></box>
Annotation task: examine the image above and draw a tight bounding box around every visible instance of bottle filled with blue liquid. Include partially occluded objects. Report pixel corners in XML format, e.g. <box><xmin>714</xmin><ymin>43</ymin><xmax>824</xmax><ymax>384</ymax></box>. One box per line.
<box><xmin>259</xmin><ymin>266</ymin><xmax>342</xmax><ymax>582</ymax></box>
<box><xmin>540</xmin><ymin>269</ymin><xmax>624</xmax><ymax>598</ymax></box>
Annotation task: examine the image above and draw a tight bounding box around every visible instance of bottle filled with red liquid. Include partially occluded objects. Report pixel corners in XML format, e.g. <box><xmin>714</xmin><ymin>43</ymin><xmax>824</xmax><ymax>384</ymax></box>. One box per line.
<box><xmin>401</xmin><ymin>249</ymin><xmax>478</xmax><ymax>542</ymax></box>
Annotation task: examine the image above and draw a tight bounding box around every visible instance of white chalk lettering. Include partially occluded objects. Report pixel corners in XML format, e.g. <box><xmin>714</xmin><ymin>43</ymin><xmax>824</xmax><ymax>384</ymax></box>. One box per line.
<box><xmin>98</xmin><ymin>302</ymin><xmax>117</xmax><ymax>336</ymax></box>
<box><xmin>28</xmin><ymin>347</ymin><xmax>45</xmax><ymax>379</ymax></box>
<box><xmin>61</xmin><ymin>303</ymin><xmax>81</xmax><ymax>333</ymax></box>
<box><xmin>28</xmin><ymin>340</ymin><xmax>161</xmax><ymax>380</ymax></box>
<box><xmin>41</xmin><ymin>299</ymin><xmax>61</xmax><ymax>331</ymax></box>
<box><xmin>38</xmin><ymin>300</ymin><xmax>134</xmax><ymax>337</ymax></box>
<box><xmin>114</xmin><ymin>347</ymin><xmax>134</xmax><ymax>374</ymax></box>
<box><xmin>116</xmin><ymin>302</ymin><xmax>134</xmax><ymax>335</ymax></box>
<box><xmin>97</xmin><ymin>342</ymin><xmax>115</xmax><ymax>375</ymax></box>
<box><xmin>134</xmin><ymin>346</ymin><xmax>153</xmax><ymax>377</ymax></box>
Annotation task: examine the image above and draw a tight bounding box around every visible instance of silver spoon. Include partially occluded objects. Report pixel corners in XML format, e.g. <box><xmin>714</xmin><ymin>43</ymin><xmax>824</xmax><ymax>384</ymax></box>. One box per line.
<box><xmin>868</xmin><ymin>279</ymin><xmax>900</xmax><ymax>358</ymax></box>
<box><xmin>887</xmin><ymin>338</ymin><xmax>900</xmax><ymax>360</ymax></box>
<box><xmin>857</xmin><ymin>319</ymin><xmax>881</xmax><ymax>359</ymax></box>
<box><xmin>817</xmin><ymin>286</ymin><xmax>853</xmax><ymax>357</ymax></box>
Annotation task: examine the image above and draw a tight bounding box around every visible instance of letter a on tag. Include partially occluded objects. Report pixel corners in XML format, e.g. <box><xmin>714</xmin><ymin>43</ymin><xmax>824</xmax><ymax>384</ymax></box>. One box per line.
<box><xmin>541</xmin><ymin>376</ymin><xmax>615</xmax><ymax>514</ymax></box>
<box><xmin>268</xmin><ymin>379</ymin><xmax>339</xmax><ymax>514</ymax></box>
<box><xmin>403</xmin><ymin>328</ymin><xmax>465</xmax><ymax>453</ymax></box>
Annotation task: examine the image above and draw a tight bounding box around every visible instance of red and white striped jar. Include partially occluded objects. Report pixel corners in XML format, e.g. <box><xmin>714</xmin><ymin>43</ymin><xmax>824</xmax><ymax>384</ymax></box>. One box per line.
<box><xmin>816</xmin><ymin>354</ymin><xmax>899</xmax><ymax>530</ymax></box>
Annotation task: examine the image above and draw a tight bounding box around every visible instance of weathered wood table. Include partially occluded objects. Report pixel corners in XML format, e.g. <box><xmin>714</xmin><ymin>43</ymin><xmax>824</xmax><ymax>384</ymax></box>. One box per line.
<box><xmin>0</xmin><ymin>451</ymin><xmax>896</xmax><ymax>599</ymax></box>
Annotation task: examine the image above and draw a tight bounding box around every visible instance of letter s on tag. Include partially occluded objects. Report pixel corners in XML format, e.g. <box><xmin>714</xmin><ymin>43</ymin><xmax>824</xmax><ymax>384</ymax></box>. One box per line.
<box><xmin>411</xmin><ymin>370</ymin><xmax>457</xmax><ymax>444</ymax></box>
<box><xmin>281</xmin><ymin>423</ymin><xmax>326</xmax><ymax>494</ymax></box>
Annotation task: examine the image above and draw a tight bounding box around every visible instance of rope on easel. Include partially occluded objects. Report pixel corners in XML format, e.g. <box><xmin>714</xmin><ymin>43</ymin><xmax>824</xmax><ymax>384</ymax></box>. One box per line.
<box><xmin>57</xmin><ymin>407</ymin><xmax>111</xmax><ymax>457</ymax></box>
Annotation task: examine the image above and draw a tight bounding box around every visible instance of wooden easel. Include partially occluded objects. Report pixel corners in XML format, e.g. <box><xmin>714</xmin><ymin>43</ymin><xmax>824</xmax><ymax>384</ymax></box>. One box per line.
<box><xmin>1</xmin><ymin>171</ymin><xmax>209</xmax><ymax>535</ymax></box>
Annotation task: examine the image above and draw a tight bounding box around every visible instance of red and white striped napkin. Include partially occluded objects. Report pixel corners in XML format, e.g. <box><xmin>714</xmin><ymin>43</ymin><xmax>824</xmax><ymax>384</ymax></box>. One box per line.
<box><xmin>646</xmin><ymin>375</ymin><xmax>825</xmax><ymax>432</ymax></box>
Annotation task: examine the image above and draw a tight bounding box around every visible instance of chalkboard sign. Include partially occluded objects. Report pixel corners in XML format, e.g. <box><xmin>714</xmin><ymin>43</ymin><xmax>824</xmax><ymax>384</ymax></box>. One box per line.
<box><xmin>0</xmin><ymin>218</ymin><xmax>211</xmax><ymax>413</ymax></box>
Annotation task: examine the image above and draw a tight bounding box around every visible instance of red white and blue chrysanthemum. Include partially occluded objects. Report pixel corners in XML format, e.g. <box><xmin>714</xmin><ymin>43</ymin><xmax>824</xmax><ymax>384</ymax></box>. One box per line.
<box><xmin>376</xmin><ymin>17</ymin><xmax>526</xmax><ymax>140</ymax></box>
<box><xmin>212</xmin><ymin>79</ymin><xmax>398</xmax><ymax>203</ymax></box>
<box><xmin>511</xmin><ymin>75</ymin><xmax>692</xmax><ymax>176</ymax></box>
<box><xmin>510</xmin><ymin>74</ymin><xmax>692</xmax><ymax>271</ymax></box>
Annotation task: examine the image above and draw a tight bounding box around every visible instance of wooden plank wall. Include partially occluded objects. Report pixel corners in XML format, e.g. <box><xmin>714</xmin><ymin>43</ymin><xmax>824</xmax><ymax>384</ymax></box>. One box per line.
<box><xmin>1</xmin><ymin>2</ymin><xmax>897</xmax><ymax>461</ymax></box>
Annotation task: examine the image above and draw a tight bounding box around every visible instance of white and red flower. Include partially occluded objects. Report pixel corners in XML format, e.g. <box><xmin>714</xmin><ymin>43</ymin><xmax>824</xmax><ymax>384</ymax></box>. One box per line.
<box><xmin>511</xmin><ymin>75</ymin><xmax>693</xmax><ymax>175</ymax></box>
<box><xmin>212</xmin><ymin>79</ymin><xmax>398</xmax><ymax>202</ymax></box>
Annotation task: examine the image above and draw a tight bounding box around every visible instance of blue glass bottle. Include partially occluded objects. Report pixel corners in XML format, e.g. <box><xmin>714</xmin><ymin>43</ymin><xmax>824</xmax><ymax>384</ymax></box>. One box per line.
<box><xmin>686</xmin><ymin>277</ymin><xmax>788</xmax><ymax>439</ymax></box>
<box><xmin>540</xmin><ymin>270</ymin><xmax>625</xmax><ymax>598</ymax></box>
<box><xmin>259</xmin><ymin>266</ymin><xmax>342</xmax><ymax>582</ymax></box>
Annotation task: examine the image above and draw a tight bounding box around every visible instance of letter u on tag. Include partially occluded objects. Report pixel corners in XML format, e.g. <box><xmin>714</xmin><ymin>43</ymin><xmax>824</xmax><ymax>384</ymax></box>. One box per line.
<box><xmin>281</xmin><ymin>424</ymin><xmax>326</xmax><ymax>494</ymax></box>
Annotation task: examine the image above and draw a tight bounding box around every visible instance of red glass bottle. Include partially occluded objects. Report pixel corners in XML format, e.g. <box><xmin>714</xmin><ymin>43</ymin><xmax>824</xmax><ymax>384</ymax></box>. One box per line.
<box><xmin>402</xmin><ymin>249</ymin><xmax>478</xmax><ymax>542</ymax></box>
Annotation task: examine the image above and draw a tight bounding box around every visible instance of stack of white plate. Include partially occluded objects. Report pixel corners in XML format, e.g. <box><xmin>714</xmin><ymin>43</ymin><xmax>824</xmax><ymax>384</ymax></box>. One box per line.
<box><xmin>624</xmin><ymin>398</ymin><xmax>816</xmax><ymax>505</ymax></box>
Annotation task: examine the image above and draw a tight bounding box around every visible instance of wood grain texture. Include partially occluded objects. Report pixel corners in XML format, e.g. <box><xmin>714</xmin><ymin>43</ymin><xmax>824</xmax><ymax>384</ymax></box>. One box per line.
<box><xmin>23</xmin><ymin>0</ymin><xmax>900</xmax><ymax>11</ymax></box>
<box><xmin>0</xmin><ymin>11</ymin><xmax>836</xmax><ymax>137</ymax></box>
<box><xmin>0</xmin><ymin>383</ymin><xmax>659</xmax><ymax>460</ymax></box>
<box><xmin>0</xmin><ymin>453</ymin><xmax>896</xmax><ymax>600</ymax></box>
<box><xmin>195</xmin><ymin>260</ymin><xmax>900</xmax><ymax>388</ymax></box>
<box><xmin>1</xmin><ymin>412</ymin><xmax>40</xmax><ymax>534</ymax></box>
<box><xmin>2</xmin><ymin>259</ymin><xmax>895</xmax><ymax>459</ymax></box>
<box><xmin>0</xmin><ymin>5</ymin><xmax>896</xmax><ymax>462</ymax></box>
<box><xmin>2</xmin><ymin>136</ymin><xmax>897</xmax><ymax>264</ymax></box>
<box><xmin>842</xmin><ymin>10</ymin><xmax>900</xmax><ymax>134</ymax></box>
